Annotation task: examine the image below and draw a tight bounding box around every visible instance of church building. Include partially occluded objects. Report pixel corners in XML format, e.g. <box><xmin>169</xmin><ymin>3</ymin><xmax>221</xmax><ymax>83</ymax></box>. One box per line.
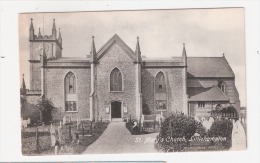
<box><xmin>21</xmin><ymin>19</ymin><xmax>241</xmax><ymax>122</ymax></box>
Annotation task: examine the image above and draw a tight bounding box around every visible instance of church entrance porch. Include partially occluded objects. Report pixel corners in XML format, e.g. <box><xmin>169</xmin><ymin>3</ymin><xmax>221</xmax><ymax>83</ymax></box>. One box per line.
<box><xmin>111</xmin><ymin>101</ymin><xmax>122</xmax><ymax>122</ymax></box>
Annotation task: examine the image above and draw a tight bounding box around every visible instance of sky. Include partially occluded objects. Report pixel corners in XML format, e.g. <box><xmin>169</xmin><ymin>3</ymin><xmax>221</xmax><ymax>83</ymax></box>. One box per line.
<box><xmin>19</xmin><ymin>8</ymin><xmax>246</xmax><ymax>106</ymax></box>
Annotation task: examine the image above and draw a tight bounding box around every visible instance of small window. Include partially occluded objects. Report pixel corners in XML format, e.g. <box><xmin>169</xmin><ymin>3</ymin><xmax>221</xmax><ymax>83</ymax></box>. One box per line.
<box><xmin>218</xmin><ymin>81</ymin><xmax>225</xmax><ymax>93</ymax></box>
<box><xmin>155</xmin><ymin>72</ymin><xmax>166</xmax><ymax>93</ymax></box>
<box><xmin>65</xmin><ymin>101</ymin><xmax>77</xmax><ymax>111</ymax></box>
<box><xmin>155</xmin><ymin>100</ymin><xmax>167</xmax><ymax>110</ymax></box>
<box><xmin>221</xmin><ymin>84</ymin><xmax>225</xmax><ymax>92</ymax></box>
<box><xmin>198</xmin><ymin>102</ymin><xmax>205</xmax><ymax>108</ymax></box>
<box><xmin>216</xmin><ymin>104</ymin><xmax>222</xmax><ymax>110</ymax></box>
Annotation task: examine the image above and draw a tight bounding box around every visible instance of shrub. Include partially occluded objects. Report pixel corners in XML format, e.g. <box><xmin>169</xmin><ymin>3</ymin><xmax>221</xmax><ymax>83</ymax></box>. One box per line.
<box><xmin>21</xmin><ymin>100</ymin><xmax>41</xmax><ymax>124</ymax></box>
<box><xmin>208</xmin><ymin>118</ymin><xmax>233</xmax><ymax>149</ymax></box>
<box><xmin>156</xmin><ymin>113</ymin><xmax>206</xmax><ymax>152</ymax></box>
<box><xmin>36</xmin><ymin>98</ymin><xmax>56</xmax><ymax>124</ymax></box>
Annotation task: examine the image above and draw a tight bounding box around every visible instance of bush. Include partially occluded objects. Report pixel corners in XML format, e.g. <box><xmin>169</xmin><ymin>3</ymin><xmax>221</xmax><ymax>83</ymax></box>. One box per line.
<box><xmin>156</xmin><ymin>113</ymin><xmax>206</xmax><ymax>152</ymax></box>
<box><xmin>208</xmin><ymin>118</ymin><xmax>233</xmax><ymax>149</ymax></box>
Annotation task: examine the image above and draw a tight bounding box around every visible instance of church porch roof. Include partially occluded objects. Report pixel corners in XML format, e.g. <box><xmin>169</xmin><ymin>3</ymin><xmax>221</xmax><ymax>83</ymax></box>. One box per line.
<box><xmin>188</xmin><ymin>86</ymin><xmax>230</xmax><ymax>102</ymax></box>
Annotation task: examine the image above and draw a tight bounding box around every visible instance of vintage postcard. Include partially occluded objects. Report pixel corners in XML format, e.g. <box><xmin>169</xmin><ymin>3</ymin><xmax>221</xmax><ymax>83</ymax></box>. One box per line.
<box><xmin>19</xmin><ymin>8</ymin><xmax>247</xmax><ymax>155</ymax></box>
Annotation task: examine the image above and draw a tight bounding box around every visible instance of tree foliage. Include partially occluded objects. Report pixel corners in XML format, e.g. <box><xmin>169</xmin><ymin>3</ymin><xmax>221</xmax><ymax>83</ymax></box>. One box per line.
<box><xmin>208</xmin><ymin>118</ymin><xmax>233</xmax><ymax>149</ymax></box>
<box><xmin>157</xmin><ymin>113</ymin><xmax>206</xmax><ymax>152</ymax></box>
<box><xmin>37</xmin><ymin>98</ymin><xmax>56</xmax><ymax>124</ymax></box>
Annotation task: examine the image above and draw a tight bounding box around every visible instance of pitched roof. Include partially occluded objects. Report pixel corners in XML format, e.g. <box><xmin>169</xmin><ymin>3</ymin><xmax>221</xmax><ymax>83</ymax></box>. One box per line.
<box><xmin>187</xmin><ymin>57</ymin><xmax>235</xmax><ymax>78</ymax></box>
<box><xmin>96</xmin><ymin>34</ymin><xmax>136</xmax><ymax>61</ymax></box>
<box><xmin>188</xmin><ymin>86</ymin><xmax>230</xmax><ymax>102</ymax></box>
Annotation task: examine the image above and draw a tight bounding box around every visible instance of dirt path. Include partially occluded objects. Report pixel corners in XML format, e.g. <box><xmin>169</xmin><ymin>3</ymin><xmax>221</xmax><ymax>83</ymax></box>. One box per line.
<box><xmin>82</xmin><ymin>122</ymin><xmax>159</xmax><ymax>154</ymax></box>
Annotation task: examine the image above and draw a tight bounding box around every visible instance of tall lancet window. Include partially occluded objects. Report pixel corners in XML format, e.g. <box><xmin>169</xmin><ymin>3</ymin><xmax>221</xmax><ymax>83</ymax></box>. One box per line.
<box><xmin>110</xmin><ymin>68</ymin><xmax>122</xmax><ymax>91</ymax></box>
<box><xmin>155</xmin><ymin>72</ymin><xmax>167</xmax><ymax>110</ymax></box>
<box><xmin>65</xmin><ymin>72</ymin><xmax>77</xmax><ymax>111</ymax></box>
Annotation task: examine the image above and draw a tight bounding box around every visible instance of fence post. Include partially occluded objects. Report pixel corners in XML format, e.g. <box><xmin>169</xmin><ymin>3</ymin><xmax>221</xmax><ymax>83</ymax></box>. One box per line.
<box><xmin>36</xmin><ymin>127</ymin><xmax>39</xmax><ymax>153</ymax></box>
<box><xmin>154</xmin><ymin>119</ymin><xmax>156</xmax><ymax>131</ymax></box>
<box><xmin>169</xmin><ymin>120</ymin><xmax>173</xmax><ymax>138</ymax></box>
<box><xmin>77</xmin><ymin>118</ymin><xmax>79</xmax><ymax>129</ymax></box>
<box><xmin>58</xmin><ymin>126</ymin><xmax>61</xmax><ymax>145</ymax></box>
<box><xmin>90</xmin><ymin>121</ymin><xmax>93</xmax><ymax>135</ymax></box>
<box><xmin>139</xmin><ymin>117</ymin><xmax>142</xmax><ymax>134</ymax></box>
<box><xmin>82</xmin><ymin>125</ymin><xmax>84</xmax><ymax>137</ymax></box>
<box><xmin>69</xmin><ymin>125</ymin><xmax>72</xmax><ymax>141</ymax></box>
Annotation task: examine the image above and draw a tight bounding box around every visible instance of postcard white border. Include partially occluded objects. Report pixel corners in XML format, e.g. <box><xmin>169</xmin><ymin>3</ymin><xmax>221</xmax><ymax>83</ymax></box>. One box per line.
<box><xmin>0</xmin><ymin>0</ymin><xmax>260</xmax><ymax>162</ymax></box>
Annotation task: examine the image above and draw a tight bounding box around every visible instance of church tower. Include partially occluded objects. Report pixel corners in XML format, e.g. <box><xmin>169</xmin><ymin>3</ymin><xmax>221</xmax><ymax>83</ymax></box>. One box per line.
<box><xmin>29</xmin><ymin>18</ymin><xmax>63</xmax><ymax>91</ymax></box>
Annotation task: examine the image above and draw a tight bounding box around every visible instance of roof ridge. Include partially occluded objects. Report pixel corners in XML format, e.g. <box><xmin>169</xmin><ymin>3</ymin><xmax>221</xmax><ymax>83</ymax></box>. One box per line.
<box><xmin>96</xmin><ymin>34</ymin><xmax>136</xmax><ymax>61</ymax></box>
<box><xmin>187</xmin><ymin>56</ymin><xmax>223</xmax><ymax>58</ymax></box>
<box><xmin>96</xmin><ymin>34</ymin><xmax>118</xmax><ymax>55</ymax></box>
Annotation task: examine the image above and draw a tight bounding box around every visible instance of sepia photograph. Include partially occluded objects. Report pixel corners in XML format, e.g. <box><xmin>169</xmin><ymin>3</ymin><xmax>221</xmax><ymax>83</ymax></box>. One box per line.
<box><xmin>18</xmin><ymin>8</ymin><xmax>247</xmax><ymax>155</ymax></box>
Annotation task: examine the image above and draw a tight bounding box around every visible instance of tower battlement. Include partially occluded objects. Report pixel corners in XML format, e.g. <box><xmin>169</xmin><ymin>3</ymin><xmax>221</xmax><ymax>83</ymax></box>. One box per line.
<box><xmin>29</xmin><ymin>18</ymin><xmax>62</xmax><ymax>48</ymax></box>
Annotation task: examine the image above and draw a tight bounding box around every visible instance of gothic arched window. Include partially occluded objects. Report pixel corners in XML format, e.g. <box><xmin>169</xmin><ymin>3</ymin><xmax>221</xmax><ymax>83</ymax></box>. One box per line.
<box><xmin>65</xmin><ymin>72</ymin><xmax>77</xmax><ymax>112</ymax></box>
<box><xmin>155</xmin><ymin>72</ymin><xmax>166</xmax><ymax>93</ymax></box>
<box><xmin>155</xmin><ymin>72</ymin><xmax>167</xmax><ymax>110</ymax></box>
<box><xmin>65</xmin><ymin>72</ymin><xmax>76</xmax><ymax>94</ymax></box>
<box><xmin>218</xmin><ymin>81</ymin><xmax>225</xmax><ymax>93</ymax></box>
<box><xmin>110</xmin><ymin>68</ymin><xmax>122</xmax><ymax>91</ymax></box>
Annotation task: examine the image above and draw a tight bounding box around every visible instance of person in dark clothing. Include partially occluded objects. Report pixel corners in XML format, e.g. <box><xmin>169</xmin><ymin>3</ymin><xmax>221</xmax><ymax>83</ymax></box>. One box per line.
<box><xmin>131</xmin><ymin>121</ymin><xmax>140</xmax><ymax>135</ymax></box>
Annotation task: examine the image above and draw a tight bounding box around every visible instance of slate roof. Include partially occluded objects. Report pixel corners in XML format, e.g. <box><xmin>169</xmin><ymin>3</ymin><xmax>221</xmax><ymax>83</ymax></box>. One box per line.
<box><xmin>188</xmin><ymin>86</ymin><xmax>230</xmax><ymax>102</ymax></box>
<box><xmin>187</xmin><ymin>57</ymin><xmax>235</xmax><ymax>78</ymax></box>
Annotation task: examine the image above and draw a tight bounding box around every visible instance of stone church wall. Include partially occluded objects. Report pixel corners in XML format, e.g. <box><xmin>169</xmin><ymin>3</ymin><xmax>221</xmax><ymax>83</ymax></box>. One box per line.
<box><xmin>45</xmin><ymin>67</ymin><xmax>91</xmax><ymax>121</ymax></box>
<box><xmin>95</xmin><ymin>43</ymin><xmax>137</xmax><ymax>121</ymax></box>
<box><xmin>30</xmin><ymin>62</ymin><xmax>41</xmax><ymax>91</ymax></box>
<box><xmin>142</xmin><ymin>67</ymin><xmax>185</xmax><ymax>117</ymax></box>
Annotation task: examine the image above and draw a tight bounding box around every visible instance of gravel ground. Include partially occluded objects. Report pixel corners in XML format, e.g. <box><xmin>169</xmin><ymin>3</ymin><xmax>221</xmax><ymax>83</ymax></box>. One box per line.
<box><xmin>83</xmin><ymin>122</ymin><xmax>159</xmax><ymax>154</ymax></box>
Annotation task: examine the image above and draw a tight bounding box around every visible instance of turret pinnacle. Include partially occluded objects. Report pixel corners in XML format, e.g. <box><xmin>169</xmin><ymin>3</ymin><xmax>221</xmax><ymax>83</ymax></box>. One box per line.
<box><xmin>52</xmin><ymin>19</ymin><xmax>57</xmax><ymax>39</ymax></box>
<box><xmin>135</xmin><ymin>36</ymin><xmax>142</xmax><ymax>62</ymax></box>
<box><xmin>29</xmin><ymin>18</ymin><xmax>34</xmax><ymax>40</ymax></box>
<box><xmin>38</xmin><ymin>28</ymin><xmax>42</xmax><ymax>38</ymax></box>
<box><xmin>182</xmin><ymin>43</ymin><xmax>186</xmax><ymax>56</ymax></box>
<box><xmin>30</xmin><ymin>18</ymin><xmax>34</xmax><ymax>30</ymax></box>
<box><xmin>58</xmin><ymin>28</ymin><xmax>62</xmax><ymax>46</ymax></box>
<box><xmin>90</xmin><ymin>36</ymin><xmax>96</xmax><ymax>62</ymax></box>
<box><xmin>52</xmin><ymin>19</ymin><xmax>56</xmax><ymax>30</ymax></box>
<box><xmin>21</xmin><ymin>74</ymin><xmax>27</xmax><ymax>95</ymax></box>
<box><xmin>182</xmin><ymin>43</ymin><xmax>187</xmax><ymax>65</ymax></box>
<box><xmin>58</xmin><ymin>28</ymin><xmax>62</xmax><ymax>39</ymax></box>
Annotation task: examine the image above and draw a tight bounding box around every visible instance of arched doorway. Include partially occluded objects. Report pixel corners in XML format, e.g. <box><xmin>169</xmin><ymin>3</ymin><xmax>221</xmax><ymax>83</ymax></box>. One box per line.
<box><xmin>111</xmin><ymin>101</ymin><xmax>122</xmax><ymax>119</ymax></box>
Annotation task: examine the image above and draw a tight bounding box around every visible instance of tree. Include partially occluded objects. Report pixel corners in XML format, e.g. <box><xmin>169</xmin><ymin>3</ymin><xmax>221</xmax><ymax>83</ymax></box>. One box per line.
<box><xmin>36</xmin><ymin>98</ymin><xmax>56</xmax><ymax>124</ymax></box>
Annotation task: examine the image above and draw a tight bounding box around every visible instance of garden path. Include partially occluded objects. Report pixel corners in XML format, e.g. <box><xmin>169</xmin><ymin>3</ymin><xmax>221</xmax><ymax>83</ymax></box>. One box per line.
<box><xmin>82</xmin><ymin>122</ymin><xmax>159</xmax><ymax>154</ymax></box>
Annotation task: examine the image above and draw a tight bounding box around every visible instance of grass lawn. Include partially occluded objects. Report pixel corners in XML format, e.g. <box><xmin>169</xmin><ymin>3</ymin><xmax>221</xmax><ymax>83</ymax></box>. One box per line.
<box><xmin>22</xmin><ymin>121</ymin><xmax>109</xmax><ymax>155</ymax></box>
